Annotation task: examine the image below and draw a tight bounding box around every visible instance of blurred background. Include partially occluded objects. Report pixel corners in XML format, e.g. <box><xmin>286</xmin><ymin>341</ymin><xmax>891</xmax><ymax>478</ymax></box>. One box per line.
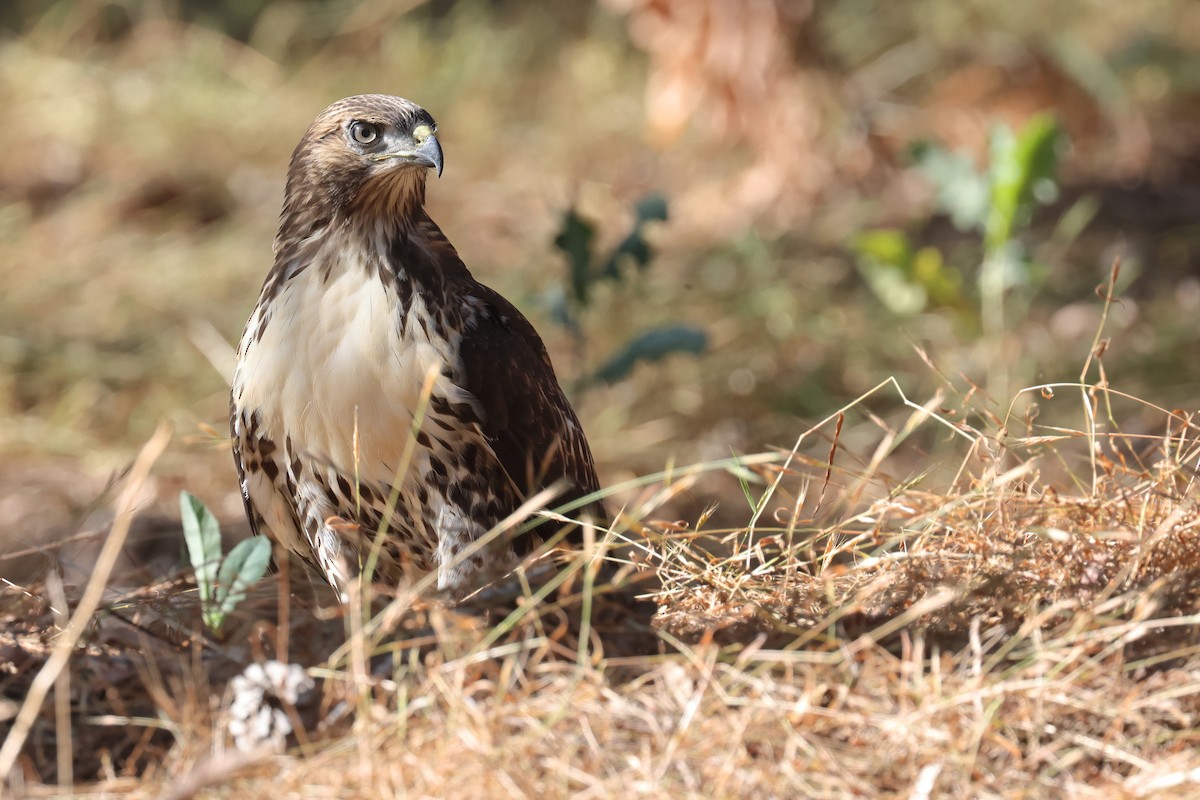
<box><xmin>1</xmin><ymin>0</ymin><xmax>1198</xmax><ymax>578</ymax></box>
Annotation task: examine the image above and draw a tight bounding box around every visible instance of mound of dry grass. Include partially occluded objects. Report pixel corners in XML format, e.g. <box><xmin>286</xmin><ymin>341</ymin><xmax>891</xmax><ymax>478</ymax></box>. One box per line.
<box><xmin>5</xmin><ymin>348</ymin><xmax>1200</xmax><ymax>798</ymax></box>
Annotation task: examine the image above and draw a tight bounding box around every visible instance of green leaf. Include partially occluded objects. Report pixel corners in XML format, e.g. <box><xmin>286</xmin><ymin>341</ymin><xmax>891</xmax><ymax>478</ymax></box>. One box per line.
<box><xmin>853</xmin><ymin>228</ymin><xmax>912</xmax><ymax>268</ymax></box>
<box><xmin>602</xmin><ymin>233</ymin><xmax>650</xmax><ymax>279</ymax></box>
<box><xmin>985</xmin><ymin>113</ymin><xmax>1063</xmax><ymax>255</ymax></box>
<box><xmin>209</xmin><ymin>536</ymin><xmax>272</xmax><ymax>633</ymax></box>
<box><xmin>553</xmin><ymin>208</ymin><xmax>595</xmax><ymax>306</ymax></box>
<box><xmin>910</xmin><ymin>141</ymin><xmax>990</xmax><ymax>232</ymax></box>
<box><xmin>633</xmin><ymin>194</ymin><xmax>669</xmax><ymax>225</ymax></box>
<box><xmin>601</xmin><ymin>194</ymin><xmax>670</xmax><ymax>279</ymax></box>
<box><xmin>911</xmin><ymin>246</ymin><xmax>963</xmax><ymax>307</ymax></box>
<box><xmin>853</xmin><ymin>229</ymin><xmax>925</xmax><ymax>315</ymax></box>
<box><xmin>591</xmin><ymin>325</ymin><xmax>707</xmax><ymax>384</ymax></box>
<box><xmin>180</xmin><ymin>491</ymin><xmax>221</xmax><ymax>608</ymax></box>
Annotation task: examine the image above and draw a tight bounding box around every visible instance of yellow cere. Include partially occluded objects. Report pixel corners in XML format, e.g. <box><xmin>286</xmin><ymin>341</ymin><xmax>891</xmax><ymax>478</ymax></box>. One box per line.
<box><xmin>412</xmin><ymin>124</ymin><xmax>433</xmax><ymax>143</ymax></box>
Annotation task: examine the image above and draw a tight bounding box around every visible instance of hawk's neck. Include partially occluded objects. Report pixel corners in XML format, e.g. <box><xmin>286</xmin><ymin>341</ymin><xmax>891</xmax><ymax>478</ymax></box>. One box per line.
<box><xmin>267</xmin><ymin>199</ymin><xmax>474</xmax><ymax>309</ymax></box>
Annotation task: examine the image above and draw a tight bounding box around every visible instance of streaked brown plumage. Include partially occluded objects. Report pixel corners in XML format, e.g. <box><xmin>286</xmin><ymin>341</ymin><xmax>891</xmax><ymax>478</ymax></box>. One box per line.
<box><xmin>230</xmin><ymin>95</ymin><xmax>601</xmax><ymax>596</ymax></box>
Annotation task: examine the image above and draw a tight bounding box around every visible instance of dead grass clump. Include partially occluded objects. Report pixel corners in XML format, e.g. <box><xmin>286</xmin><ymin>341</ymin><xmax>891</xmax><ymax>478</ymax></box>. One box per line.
<box><xmin>6</xmin><ymin>375</ymin><xmax>1200</xmax><ymax>797</ymax></box>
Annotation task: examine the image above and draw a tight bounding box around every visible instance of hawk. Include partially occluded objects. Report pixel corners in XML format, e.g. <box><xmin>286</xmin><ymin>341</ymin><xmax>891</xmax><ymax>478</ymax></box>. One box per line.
<box><xmin>231</xmin><ymin>94</ymin><xmax>602</xmax><ymax>597</ymax></box>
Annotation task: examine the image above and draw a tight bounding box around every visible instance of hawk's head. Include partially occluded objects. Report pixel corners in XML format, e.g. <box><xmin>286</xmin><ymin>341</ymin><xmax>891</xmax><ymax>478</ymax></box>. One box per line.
<box><xmin>283</xmin><ymin>94</ymin><xmax>443</xmax><ymax>222</ymax></box>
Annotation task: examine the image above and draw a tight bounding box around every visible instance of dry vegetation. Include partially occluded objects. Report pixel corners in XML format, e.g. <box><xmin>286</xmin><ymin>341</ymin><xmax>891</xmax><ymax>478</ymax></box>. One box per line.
<box><xmin>9</xmin><ymin>360</ymin><xmax>1200</xmax><ymax>798</ymax></box>
<box><xmin>4</xmin><ymin>1</ymin><xmax>1200</xmax><ymax>797</ymax></box>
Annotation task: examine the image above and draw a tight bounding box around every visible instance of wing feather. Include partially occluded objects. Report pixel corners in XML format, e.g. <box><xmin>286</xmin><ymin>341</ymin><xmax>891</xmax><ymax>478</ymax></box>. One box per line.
<box><xmin>457</xmin><ymin>284</ymin><xmax>605</xmax><ymax>534</ymax></box>
<box><xmin>409</xmin><ymin>213</ymin><xmax>604</xmax><ymax>529</ymax></box>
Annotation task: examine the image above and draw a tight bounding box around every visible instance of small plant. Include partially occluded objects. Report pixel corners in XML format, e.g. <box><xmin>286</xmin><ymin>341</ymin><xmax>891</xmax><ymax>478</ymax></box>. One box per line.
<box><xmin>855</xmin><ymin>114</ymin><xmax>1065</xmax><ymax>319</ymax></box>
<box><xmin>853</xmin><ymin>114</ymin><xmax>1069</xmax><ymax>397</ymax></box>
<box><xmin>551</xmin><ymin>194</ymin><xmax>707</xmax><ymax>387</ymax></box>
<box><xmin>180</xmin><ymin>490</ymin><xmax>271</xmax><ymax>634</ymax></box>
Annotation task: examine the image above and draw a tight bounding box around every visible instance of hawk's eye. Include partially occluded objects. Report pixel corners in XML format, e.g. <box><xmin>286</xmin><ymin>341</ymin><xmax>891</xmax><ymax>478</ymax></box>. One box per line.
<box><xmin>350</xmin><ymin>122</ymin><xmax>380</xmax><ymax>145</ymax></box>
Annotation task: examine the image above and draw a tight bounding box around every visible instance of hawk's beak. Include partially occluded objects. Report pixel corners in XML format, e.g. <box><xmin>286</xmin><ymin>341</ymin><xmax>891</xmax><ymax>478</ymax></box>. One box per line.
<box><xmin>376</xmin><ymin>127</ymin><xmax>443</xmax><ymax>178</ymax></box>
<box><xmin>412</xmin><ymin>131</ymin><xmax>443</xmax><ymax>178</ymax></box>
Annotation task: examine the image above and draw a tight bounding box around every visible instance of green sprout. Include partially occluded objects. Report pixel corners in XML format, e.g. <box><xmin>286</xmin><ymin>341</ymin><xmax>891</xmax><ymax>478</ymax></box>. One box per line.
<box><xmin>180</xmin><ymin>490</ymin><xmax>271</xmax><ymax>634</ymax></box>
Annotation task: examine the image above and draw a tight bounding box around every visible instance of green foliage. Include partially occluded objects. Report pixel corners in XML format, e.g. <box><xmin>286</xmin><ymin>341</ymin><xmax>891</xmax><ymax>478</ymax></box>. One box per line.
<box><xmin>855</xmin><ymin>115</ymin><xmax>1065</xmax><ymax>320</ymax></box>
<box><xmin>908</xmin><ymin>143</ymin><xmax>990</xmax><ymax>232</ymax></box>
<box><xmin>553</xmin><ymin>209</ymin><xmax>596</xmax><ymax>306</ymax></box>
<box><xmin>591</xmin><ymin>326</ymin><xmax>708</xmax><ymax>385</ymax></box>
<box><xmin>552</xmin><ymin>195</ymin><xmax>707</xmax><ymax>387</ymax></box>
<box><xmin>984</xmin><ymin>114</ymin><xmax>1062</xmax><ymax>255</ymax></box>
<box><xmin>180</xmin><ymin>491</ymin><xmax>271</xmax><ymax>634</ymax></box>
<box><xmin>853</xmin><ymin>229</ymin><xmax>963</xmax><ymax>315</ymax></box>
<box><xmin>213</xmin><ymin>537</ymin><xmax>273</xmax><ymax>628</ymax></box>
<box><xmin>918</xmin><ymin>113</ymin><xmax>1063</xmax><ymax>286</ymax></box>
<box><xmin>600</xmin><ymin>195</ymin><xmax>670</xmax><ymax>280</ymax></box>
<box><xmin>180</xmin><ymin>491</ymin><xmax>221</xmax><ymax>611</ymax></box>
<box><xmin>554</xmin><ymin>193</ymin><xmax>671</xmax><ymax>307</ymax></box>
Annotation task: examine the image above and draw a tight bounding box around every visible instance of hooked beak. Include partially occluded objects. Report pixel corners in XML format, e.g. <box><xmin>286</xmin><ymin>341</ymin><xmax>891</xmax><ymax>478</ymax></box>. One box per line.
<box><xmin>375</xmin><ymin>127</ymin><xmax>444</xmax><ymax>178</ymax></box>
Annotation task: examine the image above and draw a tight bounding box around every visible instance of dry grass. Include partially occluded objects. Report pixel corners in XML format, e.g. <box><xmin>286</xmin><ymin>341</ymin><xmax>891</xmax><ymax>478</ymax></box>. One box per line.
<box><xmin>7</xmin><ymin>351</ymin><xmax>1200</xmax><ymax>797</ymax></box>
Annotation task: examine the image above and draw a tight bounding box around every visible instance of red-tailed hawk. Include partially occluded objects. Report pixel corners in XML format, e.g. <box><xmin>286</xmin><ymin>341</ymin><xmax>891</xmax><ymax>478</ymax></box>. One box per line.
<box><xmin>231</xmin><ymin>95</ymin><xmax>602</xmax><ymax>597</ymax></box>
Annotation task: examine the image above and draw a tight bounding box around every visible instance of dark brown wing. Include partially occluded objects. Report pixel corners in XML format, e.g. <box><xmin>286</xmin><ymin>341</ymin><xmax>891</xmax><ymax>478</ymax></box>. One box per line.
<box><xmin>395</xmin><ymin>210</ymin><xmax>604</xmax><ymax>545</ymax></box>
<box><xmin>457</xmin><ymin>283</ymin><xmax>605</xmax><ymax>538</ymax></box>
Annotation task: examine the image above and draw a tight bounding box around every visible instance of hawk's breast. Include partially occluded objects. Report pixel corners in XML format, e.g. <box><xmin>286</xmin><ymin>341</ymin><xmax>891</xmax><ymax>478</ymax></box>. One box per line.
<box><xmin>234</xmin><ymin>234</ymin><xmax>467</xmax><ymax>484</ymax></box>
